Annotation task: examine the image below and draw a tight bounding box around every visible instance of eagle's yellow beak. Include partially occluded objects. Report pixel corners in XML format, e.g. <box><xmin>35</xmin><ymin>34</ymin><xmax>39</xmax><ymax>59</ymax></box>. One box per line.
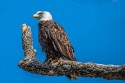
<box><xmin>33</xmin><ymin>14</ymin><xmax>39</xmax><ymax>18</ymax></box>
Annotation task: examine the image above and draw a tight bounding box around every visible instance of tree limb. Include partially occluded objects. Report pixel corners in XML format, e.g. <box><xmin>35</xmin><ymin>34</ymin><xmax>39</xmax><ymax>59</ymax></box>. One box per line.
<box><xmin>19</xmin><ymin>24</ymin><xmax>125</xmax><ymax>80</ymax></box>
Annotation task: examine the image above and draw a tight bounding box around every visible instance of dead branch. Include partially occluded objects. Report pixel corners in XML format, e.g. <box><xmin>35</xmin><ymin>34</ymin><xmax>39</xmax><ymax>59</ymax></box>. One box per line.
<box><xmin>19</xmin><ymin>24</ymin><xmax>125</xmax><ymax>80</ymax></box>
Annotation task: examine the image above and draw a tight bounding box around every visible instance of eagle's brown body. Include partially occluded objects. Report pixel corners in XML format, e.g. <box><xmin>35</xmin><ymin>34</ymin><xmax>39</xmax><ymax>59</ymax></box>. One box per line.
<box><xmin>38</xmin><ymin>20</ymin><xmax>76</xmax><ymax>62</ymax></box>
<box><xmin>34</xmin><ymin>11</ymin><xmax>77</xmax><ymax>80</ymax></box>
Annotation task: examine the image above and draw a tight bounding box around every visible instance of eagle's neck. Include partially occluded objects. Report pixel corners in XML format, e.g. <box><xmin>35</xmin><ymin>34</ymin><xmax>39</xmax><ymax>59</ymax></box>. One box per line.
<box><xmin>39</xmin><ymin>15</ymin><xmax>52</xmax><ymax>21</ymax></box>
<box><xmin>39</xmin><ymin>18</ymin><xmax>52</xmax><ymax>21</ymax></box>
<box><xmin>39</xmin><ymin>20</ymin><xmax>55</xmax><ymax>28</ymax></box>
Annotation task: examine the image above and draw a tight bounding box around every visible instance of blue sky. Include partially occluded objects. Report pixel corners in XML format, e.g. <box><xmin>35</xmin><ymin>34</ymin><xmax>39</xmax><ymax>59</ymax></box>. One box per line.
<box><xmin>0</xmin><ymin>0</ymin><xmax>125</xmax><ymax>83</ymax></box>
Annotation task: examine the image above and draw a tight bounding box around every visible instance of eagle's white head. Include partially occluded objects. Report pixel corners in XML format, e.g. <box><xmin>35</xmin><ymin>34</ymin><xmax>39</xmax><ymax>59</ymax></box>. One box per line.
<box><xmin>33</xmin><ymin>11</ymin><xmax>52</xmax><ymax>21</ymax></box>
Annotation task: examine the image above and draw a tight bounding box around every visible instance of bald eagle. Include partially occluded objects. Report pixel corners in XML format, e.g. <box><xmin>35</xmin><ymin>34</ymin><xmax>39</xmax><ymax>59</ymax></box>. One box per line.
<box><xmin>33</xmin><ymin>11</ymin><xmax>76</xmax><ymax>61</ymax></box>
<box><xmin>33</xmin><ymin>11</ymin><xmax>77</xmax><ymax>79</ymax></box>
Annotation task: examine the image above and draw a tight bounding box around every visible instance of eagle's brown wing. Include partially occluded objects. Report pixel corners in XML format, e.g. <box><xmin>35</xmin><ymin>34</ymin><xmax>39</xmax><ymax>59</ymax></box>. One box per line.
<box><xmin>48</xmin><ymin>22</ymin><xmax>76</xmax><ymax>61</ymax></box>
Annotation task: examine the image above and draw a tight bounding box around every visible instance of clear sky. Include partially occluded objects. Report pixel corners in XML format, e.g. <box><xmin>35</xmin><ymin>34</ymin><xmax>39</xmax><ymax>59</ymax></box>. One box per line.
<box><xmin>0</xmin><ymin>0</ymin><xmax>125</xmax><ymax>83</ymax></box>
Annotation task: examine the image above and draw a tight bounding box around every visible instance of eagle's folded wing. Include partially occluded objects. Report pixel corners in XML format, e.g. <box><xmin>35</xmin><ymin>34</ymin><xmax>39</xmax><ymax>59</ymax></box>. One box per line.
<box><xmin>47</xmin><ymin>24</ymin><xmax>76</xmax><ymax>61</ymax></box>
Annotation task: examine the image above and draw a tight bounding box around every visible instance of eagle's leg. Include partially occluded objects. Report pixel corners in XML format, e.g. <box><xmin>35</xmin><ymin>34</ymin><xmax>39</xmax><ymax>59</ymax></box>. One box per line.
<box><xmin>45</xmin><ymin>54</ymin><xmax>59</xmax><ymax>63</ymax></box>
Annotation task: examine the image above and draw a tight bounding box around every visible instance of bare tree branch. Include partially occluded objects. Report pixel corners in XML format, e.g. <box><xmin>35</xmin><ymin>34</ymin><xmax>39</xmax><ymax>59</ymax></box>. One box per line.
<box><xmin>19</xmin><ymin>24</ymin><xmax>125</xmax><ymax>80</ymax></box>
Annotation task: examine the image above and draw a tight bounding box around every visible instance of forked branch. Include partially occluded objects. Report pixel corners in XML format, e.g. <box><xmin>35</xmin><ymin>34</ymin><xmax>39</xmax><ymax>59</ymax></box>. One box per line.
<box><xmin>19</xmin><ymin>24</ymin><xmax>125</xmax><ymax>80</ymax></box>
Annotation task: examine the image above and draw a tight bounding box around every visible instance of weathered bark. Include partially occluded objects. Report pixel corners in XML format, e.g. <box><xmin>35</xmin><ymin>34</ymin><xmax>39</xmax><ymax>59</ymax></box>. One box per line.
<box><xmin>19</xmin><ymin>24</ymin><xmax>125</xmax><ymax>80</ymax></box>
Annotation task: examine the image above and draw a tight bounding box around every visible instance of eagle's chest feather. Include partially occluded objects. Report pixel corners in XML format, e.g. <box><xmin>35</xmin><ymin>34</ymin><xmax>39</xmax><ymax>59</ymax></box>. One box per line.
<box><xmin>38</xmin><ymin>21</ymin><xmax>57</xmax><ymax>52</ymax></box>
